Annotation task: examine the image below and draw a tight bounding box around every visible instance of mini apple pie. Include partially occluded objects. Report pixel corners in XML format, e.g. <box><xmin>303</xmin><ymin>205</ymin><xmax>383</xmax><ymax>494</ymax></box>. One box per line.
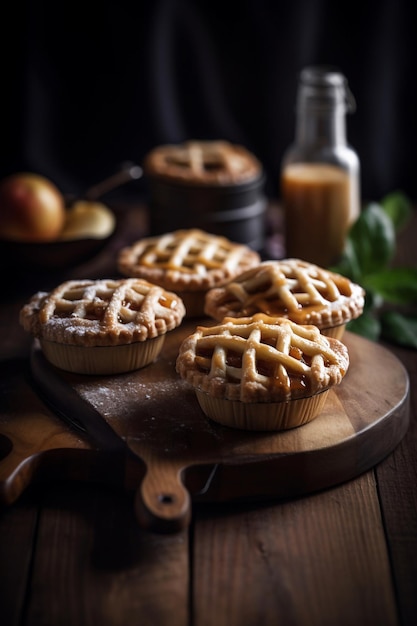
<box><xmin>117</xmin><ymin>228</ymin><xmax>261</xmax><ymax>317</ymax></box>
<box><xmin>176</xmin><ymin>313</ymin><xmax>349</xmax><ymax>431</ymax></box>
<box><xmin>204</xmin><ymin>259</ymin><xmax>365</xmax><ymax>339</ymax></box>
<box><xmin>19</xmin><ymin>278</ymin><xmax>185</xmax><ymax>375</ymax></box>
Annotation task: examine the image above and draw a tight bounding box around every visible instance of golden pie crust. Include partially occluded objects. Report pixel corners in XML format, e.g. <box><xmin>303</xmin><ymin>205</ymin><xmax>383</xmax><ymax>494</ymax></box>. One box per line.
<box><xmin>143</xmin><ymin>140</ymin><xmax>262</xmax><ymax>186</ymax></box>
<box><xmin>204</xmin><ymin>259</ymin><xmax>365</xmax><ymax>338</ymax></box>
<box><xmin>20</xmin><ymin>278</ymin><xmax>185</xmax><ymax>374</ymax></box>
<box><xmin>176</xmin><ymin>313</ymin><xmax>349</xmax><ymax>431</ymax></box>
<box><xmin>117</xmin><ymin>229</ymin><xmax>261</xmax><ymax>316</ymax></box>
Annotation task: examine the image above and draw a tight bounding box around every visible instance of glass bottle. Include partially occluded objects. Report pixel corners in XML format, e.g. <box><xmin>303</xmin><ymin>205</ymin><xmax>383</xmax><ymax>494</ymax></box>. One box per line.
<box><xmin>280</xmin><ymin>66</ymin><xmax>360</xmax><ymax>267</ymax></box>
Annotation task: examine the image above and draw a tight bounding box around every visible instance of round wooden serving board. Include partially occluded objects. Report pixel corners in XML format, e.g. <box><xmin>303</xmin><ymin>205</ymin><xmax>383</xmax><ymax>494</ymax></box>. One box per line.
<box><xmin>0</xmin><ymin>321</ymin><xmax>410</xmax><ymax>533</ymax></box>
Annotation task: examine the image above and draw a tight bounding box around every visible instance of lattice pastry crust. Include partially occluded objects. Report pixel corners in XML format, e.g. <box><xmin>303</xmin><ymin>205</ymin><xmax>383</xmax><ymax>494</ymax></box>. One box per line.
<box><xmin>20</xmin><ymin>278</ymin><xmax>186</xmax><ymax>347</ymax></box>
<box><xmin>176</xmin><ymin>313</ymin><xmax>349</xmax><ymax>404</ymax></box>
<box><xmin>143</xmin><ymin>140</ymin><xmax>262</xmax><ymax>185</ymax></box>
<box><xmin>204</xmin><ymin>259</ymin><xmax>365</xmax><ymax>335</ymax></box>
<box><xmin>117</xmin><ymin>229</ymin><xmax>261</xmax><ymax>293</ymax></box>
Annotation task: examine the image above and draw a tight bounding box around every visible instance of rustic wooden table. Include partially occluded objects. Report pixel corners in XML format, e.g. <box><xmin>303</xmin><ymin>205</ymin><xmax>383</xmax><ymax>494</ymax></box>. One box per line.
<box><xmin>0</xmin><ymin>204</ymin><xmax>416</xmax><ymax>626</ymax></box>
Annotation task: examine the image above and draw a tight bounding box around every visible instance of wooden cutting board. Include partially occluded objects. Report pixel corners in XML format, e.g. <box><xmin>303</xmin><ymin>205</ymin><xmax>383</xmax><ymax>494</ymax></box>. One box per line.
<box><xmin>0</xmin><ymin>321</ymin><xmax>410</xmax><ymax>533</ymax></box>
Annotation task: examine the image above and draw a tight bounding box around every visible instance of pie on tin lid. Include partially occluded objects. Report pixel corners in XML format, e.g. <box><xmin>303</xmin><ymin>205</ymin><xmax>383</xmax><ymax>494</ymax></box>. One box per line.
<box><xmin>143</xmin><ymin>140</ymin><xmax>263</xmax><ymax>186</ymax></box>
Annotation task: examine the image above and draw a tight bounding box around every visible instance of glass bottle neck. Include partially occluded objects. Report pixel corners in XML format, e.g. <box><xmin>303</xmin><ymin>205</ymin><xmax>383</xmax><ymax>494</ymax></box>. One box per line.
<box><xmin>296</xmin><ymin>105</ymin><xmax>347</xmax><ymax>148</ymax></box>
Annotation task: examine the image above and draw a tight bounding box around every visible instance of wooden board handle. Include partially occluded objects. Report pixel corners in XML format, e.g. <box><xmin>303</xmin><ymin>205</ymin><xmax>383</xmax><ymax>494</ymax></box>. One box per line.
<box><xmin>133</xmin><ymin>456</ymin><xmax>191</xmax><ymax>533</ymax></box>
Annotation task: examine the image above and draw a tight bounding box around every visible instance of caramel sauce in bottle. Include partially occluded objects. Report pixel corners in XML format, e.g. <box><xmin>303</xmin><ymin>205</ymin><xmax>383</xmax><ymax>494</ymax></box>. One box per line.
<box><xmin>281</xmin><ymin>162</ymin><xmax>359</xmax><ymax>267</ymax></box>
<box><xmin>281</xmin><ymin>66</ymin><xmax>360</xmax><ymax>267</ymax></box>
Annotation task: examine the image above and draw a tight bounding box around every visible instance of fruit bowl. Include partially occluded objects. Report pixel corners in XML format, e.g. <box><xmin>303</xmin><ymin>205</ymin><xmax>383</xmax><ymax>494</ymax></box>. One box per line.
<box><xmin>0</xmin><ymin>164</ymin><xmax>141</xmax><ymax>275</ymax></box>
<box><xmin>1</xmin><ymin>198</ymin><xmax>118</xmax><ymax>273</ymax></box>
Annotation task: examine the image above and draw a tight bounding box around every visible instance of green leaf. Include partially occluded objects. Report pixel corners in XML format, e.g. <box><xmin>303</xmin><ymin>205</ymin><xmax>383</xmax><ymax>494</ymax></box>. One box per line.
<box><xmin>346</xmin><ymin>311</ymin><xmax>381</xmax><ymax>341</ymax></box>
<box><xmin>363</xmin><ymin>267</ymin><xmax>417</xmax><ymax>305</ymax></box>
<box><xmin>381</xmin><ymin>191</ymin><xmax>413</xmax><ymax>232</ymax></box>
<box><xmin>380</xmin><ymin>311</ymin><xmax>417</xmax><ymax>349</ymax></box>
<box><xmin>348</xmin><ymin>202</ymin><xmax>396</xmax><ymax>274</ymax></box>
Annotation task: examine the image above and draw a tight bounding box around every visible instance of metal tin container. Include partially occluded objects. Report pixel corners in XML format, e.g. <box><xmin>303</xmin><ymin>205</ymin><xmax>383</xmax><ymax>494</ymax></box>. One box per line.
<box><xmin>147</xmin><ymin>174</ymin><xmax>266</xmax><ymax>251</ymax></box>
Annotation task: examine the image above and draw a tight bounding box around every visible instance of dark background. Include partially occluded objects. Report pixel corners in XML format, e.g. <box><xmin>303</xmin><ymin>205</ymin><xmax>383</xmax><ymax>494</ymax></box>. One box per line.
<box><xmin>2</xmin><ymin>0</ymin><xmax>416</xmax><ymax>205</ymax></box>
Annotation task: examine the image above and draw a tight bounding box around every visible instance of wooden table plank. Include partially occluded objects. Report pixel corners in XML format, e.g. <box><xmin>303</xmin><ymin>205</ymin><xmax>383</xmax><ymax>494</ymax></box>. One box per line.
<box><xmin>373</xmin><ymin>209</ymin><xmax>417</xmax><ymax>626</ymax></box>
<box><xmin>23</xmin><ymin>483</ymin><xmax>190</xmax><ymax>626</ymax></box>
<box><xmin>376</xmin><ymin>346</ymin><xmax>417</xmax><ymax>626</ymax></box>
<box><xmin>0</xmin><ymin>494</ymin><xmax>39</xmax><ymax>626</ymax></box>
<box><xmin>192</xmin><ymin>473</ymin><xmax>398</xmax><ymax>626</ymax></box>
